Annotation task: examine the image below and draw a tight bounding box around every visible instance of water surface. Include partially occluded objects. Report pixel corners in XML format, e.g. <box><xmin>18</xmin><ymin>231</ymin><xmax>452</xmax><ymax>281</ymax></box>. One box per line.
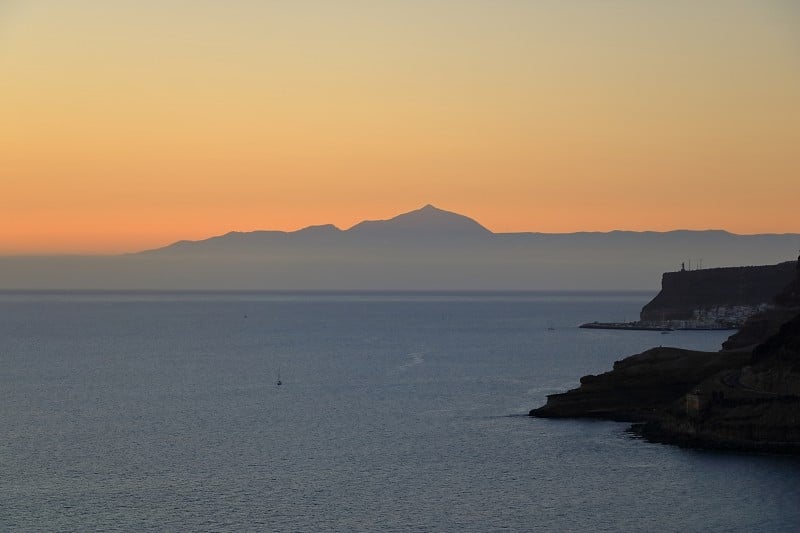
<box><xmin>1</xmin><ymin>291</ymin><xmax>797</xmax><ymax>531</ymax></box>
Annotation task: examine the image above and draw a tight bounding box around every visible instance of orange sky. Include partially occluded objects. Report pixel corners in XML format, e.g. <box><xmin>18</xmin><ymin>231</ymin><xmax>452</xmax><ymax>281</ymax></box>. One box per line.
<box><xmin>1</xmin><ymin>1</ymin><xmax>799</xmax><ymax>254</ymax></box>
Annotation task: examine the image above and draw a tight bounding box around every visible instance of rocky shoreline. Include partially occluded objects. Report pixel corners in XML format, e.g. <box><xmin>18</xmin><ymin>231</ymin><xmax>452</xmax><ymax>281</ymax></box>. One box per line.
<box><xmin>531</xmin><ymin>257</ymin><xmax>800</xmax><ymax>455</ymax></box>
<box><xmin>578</xmin><ymin>321</ymin><xmax>735</xmax><ymax>331</ymax></box>
<box><xmin>530</xmin><ymin>346</ymin><xmax>751</xmax><ymax>421</ymax></box>
<box><xmin>630</xmin><ymin>417</ymin><xmax>800</xmax><ymax>456</ymax></box>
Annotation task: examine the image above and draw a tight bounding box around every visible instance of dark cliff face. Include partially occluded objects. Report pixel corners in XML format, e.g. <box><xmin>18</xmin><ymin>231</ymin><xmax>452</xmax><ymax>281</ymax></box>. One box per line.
<box><xmin>721</xmin><ymin>308</ymin><xmax>799</xmax><ymax>351</ymax></box>
<box><xmin>531</xmin><ymin>310</ymin><xmax>800</xmax><ymax>452</ymax></box>
<box><xmin>637</xmin><ymin>310</ymin><xmax>800</xmax><ymax>453</ymax></box>
<box><xmin>532</xmin><ymin>257</ymin><xmax>800</xmax><ymax>453</ymax></box>
<box><xmin>773</xmin><ymin>258</ymin><xmax>800</xmax><ymax>308</ymax></box>
<box><xmin>529</xmin><ymin>347</ymin><xmax>750</xmax><ymax>421</ymax></box>
<box><xmin>751</xmin><ymin>312</ymin><xmax>800</xmax><ymax>374</ymax></box>
<box><xmin>722</xmin><ymin>257</ymin><xmax>800</xmax><ymax>351</ymax></box>
<box><xmin>640</xmin><ymin>262</ymin><xmax>797</xmax><ymax>322</ymax></box>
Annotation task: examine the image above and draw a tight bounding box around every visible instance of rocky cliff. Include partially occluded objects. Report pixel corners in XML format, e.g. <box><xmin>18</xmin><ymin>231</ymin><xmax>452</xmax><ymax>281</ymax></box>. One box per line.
<box><xmin>722</xmin><ymin>259</ymin><xmax>800</xmax><ymax>350</ymax></box>
<box><xmin>530</xmin><ymin>347</ymin><xmax>750</xmax><ymax>421</ymax></box>
<box><xmin>531</xmin><ymin>255</ymin><xmax>800</xmax><ymax>454</ymax></box>
<box><xmin>636</xmin><ymin>314</ymin><xmax>800</xmax><ymax>453</ymax></box>
<box><xmin>639</xmin><ymin>261</ymin><xmax>796</xmax><ymax>327</ymax></box>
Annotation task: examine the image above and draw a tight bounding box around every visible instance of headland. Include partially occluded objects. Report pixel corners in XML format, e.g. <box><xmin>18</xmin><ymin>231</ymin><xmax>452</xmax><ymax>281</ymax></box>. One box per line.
<box><xmin>580</xmin><ymin>261</ymin><xmax>797</xmax><ymax>331</ymax></box>
<box><xmin>532</xmin><ymin>256</ymin><xmax>800</xmax><ymax>454</ymax></box>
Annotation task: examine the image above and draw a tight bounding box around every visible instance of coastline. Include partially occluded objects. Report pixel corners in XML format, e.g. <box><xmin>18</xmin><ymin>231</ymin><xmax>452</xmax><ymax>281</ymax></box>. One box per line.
<box><xmin>578</xmin><ymin>321</ymin><xmax>736</xmax><ymax>332</ymax></box>
<box><xmin>630</xmin><ymin>420</ymin><xmax>800</xmax><ymax>456</ymax></box>
<box><xmin>533</xmin><ymin>258</ymin><xmax>800</xmax><ymax>455</ymax></box>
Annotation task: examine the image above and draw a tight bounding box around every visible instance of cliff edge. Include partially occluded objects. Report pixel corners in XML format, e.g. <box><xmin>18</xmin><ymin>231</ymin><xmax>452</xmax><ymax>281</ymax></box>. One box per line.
<box><xmin>531</xmin><ymin>255</ymin><xmax>800</xmax><ymax>454</ymax></box>
<box><xmin>636</xmin><ymin>313</ymin><xmax>800</xmax><ymax>453</ymax></box>
<box><xmin>639</xmin><ymin>261</ymin><xmax>796</xmax><ymax>327</ymax></box>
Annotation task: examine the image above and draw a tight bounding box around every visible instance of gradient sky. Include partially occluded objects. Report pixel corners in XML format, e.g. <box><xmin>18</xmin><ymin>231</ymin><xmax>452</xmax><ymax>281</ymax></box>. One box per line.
<box><xmin>1</xmin><ymin>1</ymin><xmax>799</xmax><ymax>254</ymax></box>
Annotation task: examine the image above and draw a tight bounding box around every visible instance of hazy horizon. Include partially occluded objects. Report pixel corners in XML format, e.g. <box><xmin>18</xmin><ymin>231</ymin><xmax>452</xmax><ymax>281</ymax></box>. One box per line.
<box><xmin>0</xmin><ymin>203</ymin><xmax>797</xmax><ymax>291</ymax></box>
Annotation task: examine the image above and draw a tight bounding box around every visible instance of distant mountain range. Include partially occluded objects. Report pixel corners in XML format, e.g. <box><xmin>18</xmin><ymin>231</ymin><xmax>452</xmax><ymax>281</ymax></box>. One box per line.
<box><xmin>2</xmin><ymin>204</ymin><xmax>799</xmax><ymax>290</ymax></box>
<box><xmin>141</xmin><ymin>204</ymin><xmax>492</xmax><ymax>254</ymax></box>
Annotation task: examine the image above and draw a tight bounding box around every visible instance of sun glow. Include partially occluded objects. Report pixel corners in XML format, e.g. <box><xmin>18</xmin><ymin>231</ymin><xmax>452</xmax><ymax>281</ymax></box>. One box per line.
<box><xmin>1</xmin><ymin>1</ymin><xmax>798</xmax><ymax>253</ymax></box>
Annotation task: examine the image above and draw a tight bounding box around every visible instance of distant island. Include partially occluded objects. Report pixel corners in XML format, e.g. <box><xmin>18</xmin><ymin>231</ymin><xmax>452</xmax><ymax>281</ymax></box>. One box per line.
<box><xmin>580</xmin><ymin>261</ymin><xmax>798</xmax><ymax>330</ymax></box>
<box><xmin>1</xmin><ymin>204</ymin><xmax>798</xmax><ymax>290</ymax></box>
<box><xmin>531</xmin><ymin>256</ymin><xmax>800</xmax><ymax>454</ymax></box>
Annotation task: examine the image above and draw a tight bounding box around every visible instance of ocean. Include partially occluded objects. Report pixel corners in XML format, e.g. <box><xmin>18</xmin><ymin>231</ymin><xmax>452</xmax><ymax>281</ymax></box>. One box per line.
<box><xmin>1</xmin><ymin>291</ymin><xmax>798</xmax><ymax>531</ymax></box>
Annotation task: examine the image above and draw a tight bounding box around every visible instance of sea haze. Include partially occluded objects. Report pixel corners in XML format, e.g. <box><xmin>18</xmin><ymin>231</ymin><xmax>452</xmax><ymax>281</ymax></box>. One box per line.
<box><xmin>1</xmin><ymin>205</ymin><xmax>799</xmax><ymax>290</ymax></box>
<box><xmin>1</xmin><ymin>291</ymin><xmax>798</xmax><ymax>531</ymax></box>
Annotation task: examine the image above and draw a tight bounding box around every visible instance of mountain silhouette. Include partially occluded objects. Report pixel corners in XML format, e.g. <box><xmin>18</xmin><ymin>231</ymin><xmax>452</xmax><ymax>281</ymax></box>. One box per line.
<box><xmin>347</xmin><ymin>204</ymin><xmax>491</xmax><ymax>239</ymax></box>
<box><xmin>145</xmin><ymin>204</ymin><xmax>491</xmax><ymax>253</ymax></box>
<box><xmin>1</xmin><ymin>204</ymin><xmax>799</xmax><ymax>290</ymax></box>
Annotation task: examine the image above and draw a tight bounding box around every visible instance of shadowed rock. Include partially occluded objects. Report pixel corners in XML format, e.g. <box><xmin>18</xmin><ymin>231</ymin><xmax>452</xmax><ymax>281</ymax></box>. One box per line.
<box><xmin>532</xmin><ymin>255</ymin><xmax>800</xmax><ymax>454</ymax></box>
<box><xmin>530</xmin><ymin>347</ymin><xmax>750</xmax><ymax>421</ymax></box>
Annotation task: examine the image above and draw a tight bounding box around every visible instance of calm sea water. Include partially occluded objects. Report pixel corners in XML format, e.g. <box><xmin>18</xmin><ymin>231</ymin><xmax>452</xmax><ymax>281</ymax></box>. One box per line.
<box><xmin>1</xmin><ymin>291</ymin><xmax>798</xmax><ymax>532</ymax></box>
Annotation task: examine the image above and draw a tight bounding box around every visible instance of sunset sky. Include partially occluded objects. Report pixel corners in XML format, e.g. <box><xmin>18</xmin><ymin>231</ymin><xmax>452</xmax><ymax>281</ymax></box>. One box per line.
<box><xmin>1</xmin><ymin>1</ymin><xmax>799</xmax><ymax>254</ymax></box>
